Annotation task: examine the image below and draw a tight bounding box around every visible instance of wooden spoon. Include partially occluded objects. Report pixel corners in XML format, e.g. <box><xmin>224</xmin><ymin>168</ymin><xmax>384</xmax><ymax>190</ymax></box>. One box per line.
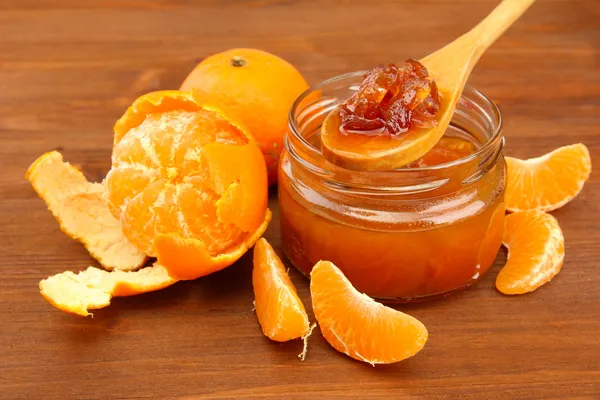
<box><xmin>321</xmin><ymin>0</ymin><xmax>536</xmax><ymax>171</ymax></box>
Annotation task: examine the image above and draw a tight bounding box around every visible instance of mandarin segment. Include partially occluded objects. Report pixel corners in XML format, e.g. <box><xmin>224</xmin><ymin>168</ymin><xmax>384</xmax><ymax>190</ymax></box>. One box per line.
<box><xmin>104</xmin><ymin>165</ymin><xmax>158</xmax><ymax>219</ymax></box>
<box><xmin>39</xmin><ymin>263</ymin><xmax>177</xmax><ymax>317</ymax></box>
<box><xmin>119</xmin><ymin>179</ymin><xmax>165</xmax><ymax>256</ymax></box>
<box><xmin>252</xmin><ymin>238</ymin><xmax>310</xmax><ymax>342</ymax></box>
<box><xmin>175</xmin><ymin>181</ymin><xmax>245</xmax><ymax>254</ymax></box>
<box><xmin>26</xmin><ymin>151</ymin><xmax>147</xmax><ymax>272</ymax></box>
<box><xmin>310</xmin><ymin>261</ymin><xmax>428</xmax><ymax>365</ymax></box>
<box><xmin>505</xmin><ymin>143</ymin><xmax>591</xmax><ymax>212</ymax></box>
<box><xmin>202</xmin><ymin>141</ymin><xmax>268</xmax><ymax>232</ymax></box>
<box><xmin>497</xmin><ymin>210</ymin><xmax>564</xmax><ymax>295</ymax></box>
<box><xmin>107</xmin><ymin>90</ymin><xmax>270</xmax><ymax>280</ymax></box>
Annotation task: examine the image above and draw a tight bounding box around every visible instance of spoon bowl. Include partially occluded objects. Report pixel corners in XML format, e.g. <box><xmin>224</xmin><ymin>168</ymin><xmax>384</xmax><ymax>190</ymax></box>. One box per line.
<box><xmin>321</xmin><ymin>95</ymin><xmax>453</xmax><ymax>171</ymax></box>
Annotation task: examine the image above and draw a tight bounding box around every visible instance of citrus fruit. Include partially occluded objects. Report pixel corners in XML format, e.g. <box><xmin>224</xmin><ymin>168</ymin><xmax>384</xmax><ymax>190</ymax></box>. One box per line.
<box><xmin>497</xmin><ymin>210</ymin><xmax>564</xmax><ymax>295</ymax></box>
<box><xmin>252</xmin><ymin>238</ymin><xmax>310</xmax><ymax>342</ymax></box>
<box><xmin>40</xmin><ymin>263</ymin><xmax>177</xmax><ymax>317</ymax></box>
<box><xmin>505</xmin><ymin>143</ymin><xmax>591</xmax><ymax>212</ymax></box>
<box><xmin>179</xmin><ymin>48</ymin><xmax>309</xmax><ymax>186</ymax></box>
<box><xmin>310</xmin><ymin>260</ymin><xmax>428</xmax><ymax>365</ymax></box>
<box><xmin>106</xmin><ymin>90</ymin><xmax>271</xmax><ymax>280</ymax></box>
<box><xmin>26</xmin><ymin>151</ymin><xmax>147</xmax><ymax>271</ymax></box>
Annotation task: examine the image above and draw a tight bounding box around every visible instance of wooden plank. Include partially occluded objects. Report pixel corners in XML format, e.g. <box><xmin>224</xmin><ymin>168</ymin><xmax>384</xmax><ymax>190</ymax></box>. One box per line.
<box><xmin>0</xmin><ymin>0</ymin><xmax>598</xmax><ymax>398</ymax></box>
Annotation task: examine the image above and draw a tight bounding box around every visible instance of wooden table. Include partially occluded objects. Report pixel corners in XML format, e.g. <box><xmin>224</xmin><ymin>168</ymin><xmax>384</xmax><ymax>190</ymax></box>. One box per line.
<box><xmin>1</xmin><ymin>1</ymin><xmax>599</xmax><ymax>398</ymax></box>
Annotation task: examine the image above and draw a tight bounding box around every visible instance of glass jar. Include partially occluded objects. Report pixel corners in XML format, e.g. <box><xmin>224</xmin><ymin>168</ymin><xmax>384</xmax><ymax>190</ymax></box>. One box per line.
<box><xmin>279</xmin><ymin>71</ymin><xmax>505</xmax><ymax>302</ymax></box>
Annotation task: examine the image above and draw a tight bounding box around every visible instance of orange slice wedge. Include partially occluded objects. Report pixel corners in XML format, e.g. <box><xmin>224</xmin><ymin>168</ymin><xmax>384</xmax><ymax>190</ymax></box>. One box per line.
<box><xmin>252</xmin><ymin>238</ymin><xmax>310</xmax><ymax>342</ymax></box>
<box><xmin>310</xmin><ymin>260</ymin><xmax>428</xmax><ymax>365</ymax></box>
<box><xmin>505</xmin><ymin>143</ymin><xmax>591</xmax><ymax>212</ymax></box>
<box><xmin>26</xmin><ymin>151</ymin><xmax>147</xmax><ymax>271</ymax></box>
<box><xmin>497</xmin><ymin>210</ymin><xmax>564</xmax><ymax>295</ymax></box>
<box><xmin>39</xmin><ymin>263</ymin><xmax>177</xmax><ymax>317</ymax></box>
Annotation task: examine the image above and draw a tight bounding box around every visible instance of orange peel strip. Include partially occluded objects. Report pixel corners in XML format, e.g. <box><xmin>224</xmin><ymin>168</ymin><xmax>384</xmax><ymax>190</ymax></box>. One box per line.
<box><xmin>26</xmin><ymin>151</ymin><xmax>148</xmax><ymax>271</ymax></box>
<box><xmin>155</xmin><ymin>209</ymin><xmax>272</xmax><ymax>280</ymax></box>
<box><xmin>113</xmin><ymin>90</ymin><xmax>201</xmax><ymax>145</ymax></box>
<box><xmin>39</xmin><ymin>263</ymin><xmax>177</xmax><ymax>317</ymax></box>
<box><xmin>113</xmin><ymin>90</ymin><xmax>252</xmax><ymax>146</ymax></box>
<box><xmin>26</xmin><ymin>151</ymin><xmax>100</xmax><ymax>208</ymax></box>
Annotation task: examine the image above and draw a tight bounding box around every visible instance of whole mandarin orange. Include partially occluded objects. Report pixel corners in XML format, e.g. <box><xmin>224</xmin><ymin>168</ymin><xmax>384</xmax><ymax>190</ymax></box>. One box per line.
<box><xmin>180</xmin><ymin>48</ymin><xmax>309</xmax><ymax>186</ymax></box>
<box><xmin>106</xmin><ymin>90</ymin><xmax>271</xmax><ymax>280</ymax></box>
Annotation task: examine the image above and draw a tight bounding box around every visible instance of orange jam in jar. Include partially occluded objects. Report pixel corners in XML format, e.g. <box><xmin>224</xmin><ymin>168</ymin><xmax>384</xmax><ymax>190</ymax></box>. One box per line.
<box><xmin>279</xmin><ymin>72</ymin><xmax>505</xmax><ymax>301</ymax></box>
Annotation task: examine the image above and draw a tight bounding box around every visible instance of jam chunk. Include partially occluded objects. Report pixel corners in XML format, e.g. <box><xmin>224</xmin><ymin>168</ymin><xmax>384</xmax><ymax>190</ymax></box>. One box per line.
<box><xmin>339</xmin><ymin>59</ymin><xmax>441</xmax><ymax>136</ymax></box>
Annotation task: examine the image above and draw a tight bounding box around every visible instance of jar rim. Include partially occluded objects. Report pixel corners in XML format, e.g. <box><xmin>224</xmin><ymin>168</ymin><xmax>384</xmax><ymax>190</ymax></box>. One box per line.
<box><xmin>288</xmin><ymin>70</ymin><xmax>503</xmax><ymax>173</ymax></box>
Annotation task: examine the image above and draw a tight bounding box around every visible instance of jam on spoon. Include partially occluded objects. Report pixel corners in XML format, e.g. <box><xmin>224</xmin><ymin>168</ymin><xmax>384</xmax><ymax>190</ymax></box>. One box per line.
<box><xmin>339</xmin><ymin>59</ymin><xmax>441</xmax><ymax>137</ymax></box>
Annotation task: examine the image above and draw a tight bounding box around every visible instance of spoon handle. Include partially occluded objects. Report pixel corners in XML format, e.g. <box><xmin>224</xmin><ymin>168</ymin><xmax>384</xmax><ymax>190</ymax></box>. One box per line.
<box><xmin>469</xmin><ymin>0</ymin><xmax>536</xmax><ymax>59</ymax></box>
<box><xmin>421</xmin><ymin>0</ymin><xmax>536</xmax><ymax>79</ymax></box>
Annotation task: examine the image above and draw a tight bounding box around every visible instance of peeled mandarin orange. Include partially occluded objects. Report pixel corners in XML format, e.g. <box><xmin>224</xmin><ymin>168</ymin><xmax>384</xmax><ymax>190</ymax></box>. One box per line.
<box><xmin>40</xmin><ymin>263</ymin><xmax>177</xmax><ymax>317</ymax></box>
<box><xmin>310</xmin><ymin>260</ymin><xmax>428</xmax><ymax>365</ymax></box>
<box><xmin>252</xmin><ymin>238</ymin><xmax>310</xmax><ymax>342</ymax></box>
<box><xmin>179</xmin><ymin>48</ymin><xmax>309</xmax><ymax>186</ymax></box>
<box><xmin>505</xmin><ymin>143</ymin><xmax>591</xmax><ymax>212</ymax></box>
<box><xmin>26</xmin><ymin>151</ymin><xmax>147</xmax><ymax>272</ymax></box>
<box><xmin>497</xmin><ymin>210</ymin><xmax>564</xmax><ymax>295</ymax></box>
<box><xmin>106</xmin><ymin>90</ymin><xmax>271</xmax><ymax>280</ymax></box>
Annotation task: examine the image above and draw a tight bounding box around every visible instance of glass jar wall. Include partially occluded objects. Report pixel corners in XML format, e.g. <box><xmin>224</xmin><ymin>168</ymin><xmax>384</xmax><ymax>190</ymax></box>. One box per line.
<box><xmin>279</xmin><ymin>72</ymin><xmax>505</xmax><ymax>301</ymax></box>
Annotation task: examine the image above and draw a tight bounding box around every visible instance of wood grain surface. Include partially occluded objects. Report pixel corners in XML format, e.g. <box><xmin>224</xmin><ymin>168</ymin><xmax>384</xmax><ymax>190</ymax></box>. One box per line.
<box><xmin>1</xmin><ymin>1</ymin><xmax>599</xmax><ymax>399</ymax></box>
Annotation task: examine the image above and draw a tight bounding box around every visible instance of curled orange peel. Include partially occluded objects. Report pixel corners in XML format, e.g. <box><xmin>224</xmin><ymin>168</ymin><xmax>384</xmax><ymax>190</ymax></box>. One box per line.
<box><xmin>155</xmin><ymin>209</ymin><xmax>272</xmax><ymax>280</ymax></box>
<box><xmin>26</xmin><ymin>151</ymin><xmax>147</xmax><ymax>271</ymax></box>
<box><xmin>26</xmin><ymin>151</ymin><xmax>101</xmax><ymax>208</ymax></box>
<box><xmin>113</xmin><ymin>90</ymin><xmax>252</xmax><ymax>146</ymax></box>
<box><xmin>113</xmin><ymin>91</ymin><xmax>201</xmax><ymax>145</ymax></box>
<box><xmin>39</xmin><ymin>263</ymin><xmax>177</xmax><ymax>317</ymax></box>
